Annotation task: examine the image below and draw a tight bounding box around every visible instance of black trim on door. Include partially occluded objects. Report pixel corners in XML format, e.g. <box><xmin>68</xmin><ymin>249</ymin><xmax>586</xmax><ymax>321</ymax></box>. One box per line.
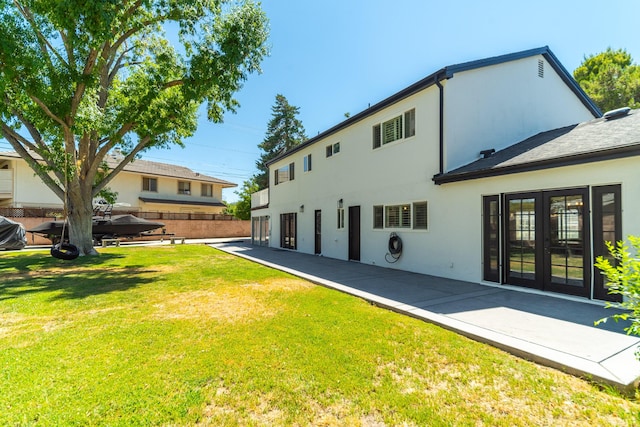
<box><xmin>504</xmin><ymin>192</ymin><xmax>543</xmax><ymax>289</ymax></box>
<box><xmin>592</xmin><ymin>185</ymin><xmax>622</xmax><ymax>302</ymax></box>
<box><xmin>348</xmin><ymin>206</ymin><xmax>361</xmax><ymax>261</ymax></box>
<box><xmin>314</xmin><ymin>210</ymin><xmax>322</xmax><ymax>255</ymax></box>
<box><xmin>483</xmin><ymin>195</ymin><xmax>500</xmax><ymax>283</ymax></box>
<box><xmin>542</xmin><ymin>188</ymin><xmax>590</xmax><ymax>298</ymax></box>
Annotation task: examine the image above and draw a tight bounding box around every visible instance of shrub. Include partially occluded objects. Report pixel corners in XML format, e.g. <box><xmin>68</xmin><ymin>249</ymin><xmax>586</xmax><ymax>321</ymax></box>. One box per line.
<box><xmin>594</xmin><ymin>236</ymin><xmax>640</xmax><ymax>358</ymax></box>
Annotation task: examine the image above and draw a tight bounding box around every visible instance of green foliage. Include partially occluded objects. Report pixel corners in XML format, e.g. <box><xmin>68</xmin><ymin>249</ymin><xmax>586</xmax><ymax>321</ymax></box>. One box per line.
<box><xmin>232</xmin><ymin>177</ymin><xmax>259</xmax><ymax>220</ymax></box>
<box><xmin>255</xmin><ymin>94</ymin><xmax>306</xmax><ymax>189</ymax></box>
<box><xmin>574</xmin><ymin>48</ymin><xmax>640</xmax><ymax>112</ymax></box>
<box><xmin>0</xmin><ymin>0</ymin><xmax>269</xmax><ymax>253</ymax></box>
<box><xmin>594</xmin><ymin>236</ymin><xmax>640</xmax><ymax>355</ymax></box>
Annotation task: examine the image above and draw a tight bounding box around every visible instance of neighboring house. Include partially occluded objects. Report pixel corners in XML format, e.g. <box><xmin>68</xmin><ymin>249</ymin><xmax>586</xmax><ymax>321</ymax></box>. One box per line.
<box><xmin>251</xmin><ymin>46</ymin><xmax>640</xmax><ymax>302</ymax></box>
<box><xmin>0</xmin><ymin>152</ymin><xmax>235</xmax><ymax>214</ymax></box>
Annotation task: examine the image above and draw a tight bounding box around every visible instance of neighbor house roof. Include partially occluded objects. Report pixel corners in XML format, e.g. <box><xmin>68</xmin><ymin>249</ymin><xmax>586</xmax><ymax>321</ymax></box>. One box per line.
<box><xmin>266</xmin><ymin>46</ymin><xmax>601</xmax><ymax>166</ymax></box>
<box><xmin>433</xmin><ymin>108</ymin><xmax>640</xmax><ymax>184</ymax></box>
<box><xmin>0</xmin><ymin>151</ymin><xmax>236</xmax><ymax>188</ymax></box>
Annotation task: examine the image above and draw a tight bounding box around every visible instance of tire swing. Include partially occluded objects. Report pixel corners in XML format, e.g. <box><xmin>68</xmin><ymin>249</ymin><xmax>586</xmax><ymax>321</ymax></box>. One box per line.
<box><xmin>385</xmin><ymin>232</ymin><xmax>403</xmax><ymax>263</ymax></box>
<box><xmin>51</xmin><ymin>158</ymin><xmax>80</xmax><ymax>261</ymax></box>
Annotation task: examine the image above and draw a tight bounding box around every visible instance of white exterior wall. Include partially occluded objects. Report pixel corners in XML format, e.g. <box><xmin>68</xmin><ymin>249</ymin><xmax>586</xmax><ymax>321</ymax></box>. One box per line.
<box><xmin>425</xmin><ymin>157</ymin><xmax>640</xmax><ymax>284</ymax></box>
<box><xmin>268</xmin><ymin>87</ymin><xmax>441</xmax><ymax>265</ymax></box>
<box><xmin>1</xmin><ymin>157</ymin><xmax>228</xmax><ymax>213</ymax></box>
<box><xmin>257</xmin><ymin>53</ymin><xmax>626</xmax><ymax>289</ymax></box>
<box><xmin>443</xmin><ymin>55</ymin><xmax>595</xmax><ymax>171</ymax></box>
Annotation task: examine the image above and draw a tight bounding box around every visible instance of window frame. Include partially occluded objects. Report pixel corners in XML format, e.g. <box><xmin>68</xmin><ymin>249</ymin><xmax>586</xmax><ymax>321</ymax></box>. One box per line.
<box><xmin>303</xmin><ymin>154</ymin><xmax>312</xmax><ymax>172</ymax></box>
<box><xmin>274</xmin><ymin>162</ymin><xmax>295</xmax><ymax>185</ymax></box>
<box><xmin>326</xmin><ymin>142</ymin><xmax>341</xmax><ymax>158</ymax></box>
<box><xmin>201</xmin><ymin>183</ymin><xmax>213</xmax><ymax>197</ymax></box>
<box><xmin>372</xmin><ymin>108</ymin><xmax>416</xmax><ymax>149</ymax></box>
<box><xmin>373</xmin><ymin>201</ymin><xmax>428</xmax><ymax>231</ymax></box>
<box><xmin>142</xmin><ymin>176</ymin><xmax>158</xmax><ymax>192</ymax></box>
<box><xmin>178</xmin><ymin>180</ymin><xmax>191</xmax><ymax>195</ymax></box>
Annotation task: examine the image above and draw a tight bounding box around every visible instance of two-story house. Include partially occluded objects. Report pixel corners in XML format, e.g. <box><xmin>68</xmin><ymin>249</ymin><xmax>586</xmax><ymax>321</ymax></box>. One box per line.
<box><xmin>0</xmin><ymin>151</ymin><xmax>235</xmax><ymax>214</ymax></box>
<box><xmin>251</xmin><ymin>46</ymin><xmax>640</xmax><ymax>302</ymax></box>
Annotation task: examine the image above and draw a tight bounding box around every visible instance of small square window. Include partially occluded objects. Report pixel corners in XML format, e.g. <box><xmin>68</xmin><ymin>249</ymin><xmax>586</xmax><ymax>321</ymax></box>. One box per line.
<box><xmin>201</xmin><ymin>183</ymin><xmax>213</xmax><ymax>197</ymax></box>
<box><xmin>178</xmin><ymin>181</ymin><xmax>191</xmax><ymax>195</ymax></box>
<box><xmin>143</xmin><ymin>177</ymin><xmax>157</xmax><ymax>192</ymax></box>
<box><xmin>413</xmin><ymin>201</ymin><xmax>428</xmax><ymax>230</ymax></box>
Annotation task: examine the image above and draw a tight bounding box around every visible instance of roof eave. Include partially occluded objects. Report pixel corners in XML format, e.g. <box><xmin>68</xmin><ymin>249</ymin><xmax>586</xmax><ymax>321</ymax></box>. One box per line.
<box><xmin>433</xmin><ymin>145</ymin><xmax>640</xmax><ymax>185</ymax></box>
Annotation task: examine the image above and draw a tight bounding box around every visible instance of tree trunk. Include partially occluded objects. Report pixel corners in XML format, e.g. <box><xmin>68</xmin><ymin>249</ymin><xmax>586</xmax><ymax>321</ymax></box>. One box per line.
<box><xmin>67</xmin><ymin>186</ymin><xmax>99</xmax><ymax>256</ymax></box>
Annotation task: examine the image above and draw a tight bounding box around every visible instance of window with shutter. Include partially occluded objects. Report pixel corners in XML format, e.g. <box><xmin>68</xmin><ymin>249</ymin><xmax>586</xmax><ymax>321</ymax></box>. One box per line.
<box><xmin>413</xmin><ymin>201</ymin><xmax>427</xmax><ymax>229</ymax></box>
<box><xmin>373</xmin><ymin>205</ymin><xmax>383</xmax><ymax>229</ymax></box>
<box><xmin>383</xmin><ymin>115</ymin><xmax>403</xmax><ymax>145</ymax></box>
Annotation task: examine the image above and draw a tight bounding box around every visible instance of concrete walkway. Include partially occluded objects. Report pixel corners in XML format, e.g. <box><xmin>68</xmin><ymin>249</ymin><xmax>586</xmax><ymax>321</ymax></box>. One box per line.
<box><xmin>211</xmin><ymin>239</ymin><xmax>640</xmax><ymax>393</ymax></box>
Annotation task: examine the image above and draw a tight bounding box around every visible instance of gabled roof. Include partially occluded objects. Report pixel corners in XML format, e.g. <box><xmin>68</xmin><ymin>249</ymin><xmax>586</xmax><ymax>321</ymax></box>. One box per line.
<box><xmin>0</xmin><ymin>151</ymin><xmax>236</xmax><ymax>188</ymax></box>
<box><xmin>267</xmin><ymin>46</ymin><xmax>601</xmax><ymax>166</ymax></box>
<box><xmin>433</xmin><ymin>109</ymin><xmax>640</xmax><ymax>184</ymax></box>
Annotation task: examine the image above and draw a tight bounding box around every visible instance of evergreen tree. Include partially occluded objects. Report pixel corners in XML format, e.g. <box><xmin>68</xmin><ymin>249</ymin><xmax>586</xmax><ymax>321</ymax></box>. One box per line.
<box><xmin>255</xmin><ymin>95</ymin><xmax>307</xmax><ymax>189</ymax></box>
<box><xmin>574</xmin><ymin>48</ymin><xmax>640</xmax><ymax>113</ymax></box>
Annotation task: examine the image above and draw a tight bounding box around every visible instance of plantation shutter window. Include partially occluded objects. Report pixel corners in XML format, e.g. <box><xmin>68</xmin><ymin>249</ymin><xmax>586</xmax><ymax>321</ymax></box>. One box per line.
<box><xmin>382</xmin><ymin>115</ymin><xmax>403</xmax><ymax>145</ymax></box>
<box><xmin>413</xmin><ymin>201</ymin><xmax>428</xmax><ymax>229</ymax></box>
<box><xmin>373</xmin><ymin>205</ymin><xmax>383</xmax><ymax>229</ymax></box>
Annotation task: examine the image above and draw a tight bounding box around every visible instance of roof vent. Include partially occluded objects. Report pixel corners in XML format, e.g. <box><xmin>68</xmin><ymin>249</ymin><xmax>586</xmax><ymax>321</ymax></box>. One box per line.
<box><xmin>480</xmin><ymin>149</ymin><xmax>495</xmax><ymax>159</ymax></box>
<box><xmin>603</xmin><ymin>106</ymin><xmax>631</xmax><ymax>120</ymax></box>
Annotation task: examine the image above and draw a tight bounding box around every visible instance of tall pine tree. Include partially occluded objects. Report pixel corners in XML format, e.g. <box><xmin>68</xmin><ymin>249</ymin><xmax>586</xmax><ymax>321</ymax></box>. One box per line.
<box><xmin>255</xmin><ymin>94</ymin><xmax>307</xmax><ymax>189</ymax></box>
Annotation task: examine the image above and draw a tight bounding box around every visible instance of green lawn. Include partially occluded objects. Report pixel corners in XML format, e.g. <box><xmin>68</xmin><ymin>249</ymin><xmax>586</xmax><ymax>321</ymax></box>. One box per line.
<box><xmin>1</xmin><ymin>245</ymin><xmax>638</xmax><ymax>426</ymax></box>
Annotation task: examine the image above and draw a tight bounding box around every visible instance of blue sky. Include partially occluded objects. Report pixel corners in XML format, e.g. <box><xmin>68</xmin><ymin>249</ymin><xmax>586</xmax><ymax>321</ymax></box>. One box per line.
<box><xmin>2</xmin><ymin>1</ymin><xmax>639</xmax><ymax>202</ymax></box>
<box><xmin>147</xmin><ymin>0</ymin><xmax>639</xmax><ymax>202</ymax></box>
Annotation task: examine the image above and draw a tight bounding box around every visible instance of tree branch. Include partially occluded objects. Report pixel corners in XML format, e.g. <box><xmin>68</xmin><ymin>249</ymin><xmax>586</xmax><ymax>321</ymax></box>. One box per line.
<box><xmin>13</xmin><ymin>1</ymin><xmax>69</xmax><ymax>69</ymax></box>
<box><xmin>0</xmin><ymin>121</ymin><xmax>65</xmax><ymax>200</ymax></box>
<box><xmin>92</xmin><ymin>135</ymin><xmax>149</xmax><ymax>196</ymax></box>
<box><xmin>28</xmin><ymin>94</ymin><xmax>67</xmax><ymax>128</ymax></box>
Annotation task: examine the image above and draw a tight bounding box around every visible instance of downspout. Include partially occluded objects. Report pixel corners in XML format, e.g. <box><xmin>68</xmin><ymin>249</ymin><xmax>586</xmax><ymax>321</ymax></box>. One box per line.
<box><xmin>435</xmin><ymin>76</ymin><xmax>445</xmax><ymax>176</ymax></box>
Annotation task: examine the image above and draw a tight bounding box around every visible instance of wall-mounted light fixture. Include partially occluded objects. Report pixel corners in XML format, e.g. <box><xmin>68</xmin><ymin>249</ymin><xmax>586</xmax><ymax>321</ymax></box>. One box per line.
<box><xmin>337</xmin><ymin>198</ymin><xmax>343</xmax><ymax>209</ymax></box>
<box><xmin>299</xmin><ymin>205</ymin><xmax>304</xmax><ymax>213</ymax></box>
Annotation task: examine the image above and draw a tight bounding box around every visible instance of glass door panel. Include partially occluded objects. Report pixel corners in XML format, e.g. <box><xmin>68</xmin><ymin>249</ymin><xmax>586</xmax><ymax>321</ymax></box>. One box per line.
<box><xmin>505</xmin><ymin>193</ymin><xmax>542</xmax><ymax>288</ymax></box>
<box><xmin>544</xmin><ymin>189</ymin><xmax>589</xmax><ymax>297</ymax></box>
<box><xmin>593</xmin><ymin>185</ymin><xmax>622</xmax><ymax>301</ymax></box>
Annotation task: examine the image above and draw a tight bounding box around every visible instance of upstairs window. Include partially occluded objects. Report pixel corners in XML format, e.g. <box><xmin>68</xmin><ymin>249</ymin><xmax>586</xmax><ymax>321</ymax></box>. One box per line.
<box><xmin>304</xmin><ymin>154</ymin><xmax>312</xmax><ymax>172</ymax></box>
<box><xmin>274</xmin><ymin>162</ymin><xmax>295</xmax><ymax>185</ymax></box>
<box><xmin>326</xmin><ymin>142</ymin><xmax>341</xmax><ymax>157</ymax></box>
<box><xmin>142</xmin><ymin>177</ymin><xmax>157</xmax><ymax>192</ymax></box>
<box><xmin>201</xmin><ymin>183</ymin><xmax>213</xmax><ymax>197</ymax></box>
<box><xmin>373</xmin><ymin>108</ymin><xmax>415</xmax><ymax>149</ymax></box>
<box><xmin>178</xmin><ymin>181</ymin><xmax>191</xmax><ymax>195</ymax></box>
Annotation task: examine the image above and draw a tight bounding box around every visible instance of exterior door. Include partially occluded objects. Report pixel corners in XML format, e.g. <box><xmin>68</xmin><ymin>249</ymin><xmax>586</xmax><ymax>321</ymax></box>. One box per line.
<box><xmin>280</xmin><ymin>213</ymin><xmax>296</xmax><ymax>250</ymax></box>
<box><xmin>482</xmin><ymin>196</ymin><xmax>500</xmax><ymax>283</ymax></box>
<box><xmin>505</xmin><ymin>193</ymin><xmax>542</xmax><ymax>289</ymax></box>
<box><xmin>592</xmin><ymin>185</ymin><xmax>622</xmax><ymax>302</ymax></box>
<box><xmin>348</xmin><ymin>206</ymin><xmax>360</xmax><ymax>261</ymax></box>
<box><xmin>314</xmin><ymin>210</ymin><xmax>321</xmax><ymax>255</ymax></box>
<box><xmin>543</xmin><ymin>188</ymin><xmax>590</xmax><ymax>297</ymax></box>
<box><xmin>503</xmin><ymin>189</ymin><xmax>590</xmax><ymax>297</ymax></box>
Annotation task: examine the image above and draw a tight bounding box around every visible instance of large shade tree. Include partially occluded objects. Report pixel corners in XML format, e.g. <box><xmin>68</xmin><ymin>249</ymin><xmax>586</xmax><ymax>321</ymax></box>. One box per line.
<box><xmin>0</xmin><ymin>0</ymin><xmax>268</xmax><ymax>255</ymax></box>
<box><xmin>574</xmin><ymin>48</ymin><xmax>640</xmax><ymax>112</ymax></box>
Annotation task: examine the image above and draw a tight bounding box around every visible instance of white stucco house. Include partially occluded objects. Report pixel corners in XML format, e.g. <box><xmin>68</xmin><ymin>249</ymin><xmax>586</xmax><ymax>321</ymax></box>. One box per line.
<box><xmin>0</xmin><ymin>152</ymin><xmax>235</xmax><ymax>214</ymax></box>
<box><xmin>251</xmin><ymin>46</ymin><xmax>640</xmax><ymax>302</ymax></box>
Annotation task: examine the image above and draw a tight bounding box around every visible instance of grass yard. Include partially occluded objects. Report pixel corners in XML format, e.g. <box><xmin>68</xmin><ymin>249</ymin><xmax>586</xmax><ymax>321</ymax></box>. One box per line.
<box><xmin>0</xmin><ymin>245</ymin><xmax>638</xmax><ymax>426</ymax></box>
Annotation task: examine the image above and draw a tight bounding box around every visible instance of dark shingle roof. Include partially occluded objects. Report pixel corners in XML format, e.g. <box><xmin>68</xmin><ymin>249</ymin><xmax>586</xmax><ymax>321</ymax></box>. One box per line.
<box><xmin>433</xmin><ymin>109</ymin><xmax>640</xmax><ymax>184</ymax></box>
